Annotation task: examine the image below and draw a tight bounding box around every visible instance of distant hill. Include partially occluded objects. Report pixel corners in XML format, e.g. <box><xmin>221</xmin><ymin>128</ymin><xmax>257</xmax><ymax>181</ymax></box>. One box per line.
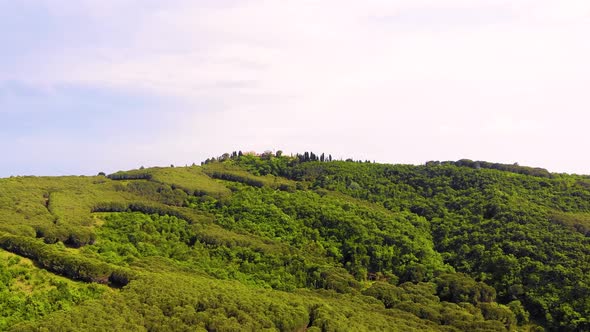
<box><xmin>0</xmin><ymin>152</ymin><xmax>589</xmax><ymax>331</ymax></box>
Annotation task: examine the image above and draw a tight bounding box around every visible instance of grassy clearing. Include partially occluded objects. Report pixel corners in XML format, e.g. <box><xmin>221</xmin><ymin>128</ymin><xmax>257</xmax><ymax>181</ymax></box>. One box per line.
<box><xmin>202</xmin><ymin>162</ymin><xmax>297</xmax><ymax>191</ymax></box>
<box><xmin>150</xmin><ymin>166</ymin><xmax>232</xmax><ymax>198</ymax></box>
<box><xmin>549</xmin><ymin>211</ymin><xmax>590</xmax><ymax>236</ymax></box>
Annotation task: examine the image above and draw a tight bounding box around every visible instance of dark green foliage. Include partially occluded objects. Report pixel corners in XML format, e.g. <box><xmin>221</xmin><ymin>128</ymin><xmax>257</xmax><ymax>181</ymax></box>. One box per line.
<box><xmin>228</xmin><ymin>155</ymin><xmax>590</xmax><ymax>330</ymax></box>
<box><xmin>362</xmin><ymin>282</ymin><xmax>404</xmax><ymax>308</ymax></box>
<box><xmin>126</xmin><ymin>181</ymin><xmax>188</xmax><ymax>206</ymax></box>
<box><xmin>306</xmin><ymin>266</ymin><xmax>361</xmax><ymax>293</ymax></box>
<box><xmin>92</xmin><ymin>201</ymin><xmax>128</xmax><ymax>212</ymax></box>
<box><xmin>107</xmin><ymin>170</ymin><xmax>153</xmax><ymax>180</ymax></box>
<box><xmin>477</xmin><ymin>303</ymin><xmax>517</xmax><ymax>330</ymax></box>
<box><xmin>435</xmin><ymin>273</ymin><xmax>496</xmax><ymax>304</ymax></box>
<box><xmin>427</xmin><ymin>159</ymin><xmax>553</xmax><ymax>178</ymax></box>
<box><xmin>63</xmin><ymin>227</ymin><xmax>96</xmax><ymax>247</ymax></box>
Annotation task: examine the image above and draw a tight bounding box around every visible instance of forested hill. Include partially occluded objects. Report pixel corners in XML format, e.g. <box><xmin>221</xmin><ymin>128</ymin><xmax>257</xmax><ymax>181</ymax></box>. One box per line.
<box><xmin>1</xmin><ymin>152</ymin><xmax>589</xmax><ymax>331</ymax></box>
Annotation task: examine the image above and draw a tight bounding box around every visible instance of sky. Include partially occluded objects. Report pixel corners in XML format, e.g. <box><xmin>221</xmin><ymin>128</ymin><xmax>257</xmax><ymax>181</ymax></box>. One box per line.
<box><xmin>1</xmin><ymin>0</ymin><xmax>589</xmax><ymax>176</ymax></box>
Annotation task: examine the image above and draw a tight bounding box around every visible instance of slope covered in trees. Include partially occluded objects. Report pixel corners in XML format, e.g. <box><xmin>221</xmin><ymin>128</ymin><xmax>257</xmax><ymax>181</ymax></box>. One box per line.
<box><xmin>0</xmin><ymin>152</ymin><xmax>588</xmax><ymax>331</ymax></box>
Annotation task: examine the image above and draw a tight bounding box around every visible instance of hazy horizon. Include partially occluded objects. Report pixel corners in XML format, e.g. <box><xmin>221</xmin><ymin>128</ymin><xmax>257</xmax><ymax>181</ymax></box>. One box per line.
<box><xmin>0</xmin><ymin>152</ymin><xmax>582</xmax><ymax>178</ymax></box>
<box><xmin>2</xmin><ymin>1</ymin><xmax>589</xmax><ymax>177</ymax></box>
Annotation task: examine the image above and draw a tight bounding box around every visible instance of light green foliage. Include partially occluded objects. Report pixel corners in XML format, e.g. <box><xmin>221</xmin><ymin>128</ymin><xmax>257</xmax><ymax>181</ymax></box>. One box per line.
<box><xmin>17</xmin><ymin>273</ymin><xmax>447</xmax><ymax>332</ymax></box>
<box><xmin>1</xmin><ymin>155</ymin><xmax>588</xmax><ymax>330</ymax></box>
<box><xmin>108</xmin><ymin>166</ymin><xmax>232</xmax><ymax>198</ymax></box>
<box><xmin>149</xmin><ymin>166</ymin><xmax>232</xmax><ymax>198</ymax></box>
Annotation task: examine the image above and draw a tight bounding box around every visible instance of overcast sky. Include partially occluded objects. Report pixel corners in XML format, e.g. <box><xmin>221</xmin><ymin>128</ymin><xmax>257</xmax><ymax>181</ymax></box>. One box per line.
<box><xmin>1</xmin><ymin>0</ymin><xmax>589</xmax><ymax>176</ymax></box>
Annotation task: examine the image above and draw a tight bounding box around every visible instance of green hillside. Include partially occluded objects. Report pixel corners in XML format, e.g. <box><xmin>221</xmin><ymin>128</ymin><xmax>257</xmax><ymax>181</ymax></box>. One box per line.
<box><xmin>0</xmin><ymin>152</ymin><xmax>589</xmax><ymax>331</ymax></box>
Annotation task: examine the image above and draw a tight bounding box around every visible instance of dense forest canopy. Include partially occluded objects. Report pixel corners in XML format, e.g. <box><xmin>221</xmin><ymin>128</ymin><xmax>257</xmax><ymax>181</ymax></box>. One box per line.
<box><xmin>0</xmin><ymin>151</ymin><xmax>588</xmax><ymax>331</ymax></box>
